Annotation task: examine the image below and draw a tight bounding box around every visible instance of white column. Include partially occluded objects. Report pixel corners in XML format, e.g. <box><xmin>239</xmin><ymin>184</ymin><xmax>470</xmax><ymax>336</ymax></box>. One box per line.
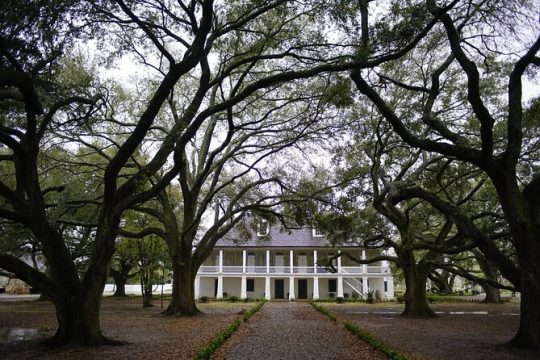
<box><xmin>362</xmin><ymin>250</ymin><xmax>367</xmax><ymax>274</ymax></box>
<box><xmin>289</xmin><ymin>249</ymin><xmax>294</xmax><ymax>274</ymax></box>
<box><xmin>313</xmin><ymin>276</ymin><xmax>319</xmax><ymax>300</ymax></box>
<box><xmin>240</xmin><ymin>276</ymin><xmax>247</xmax><ymax>299</ymax></box>
<box><xmin>337</xmin><ymin>250</ymin><xmax>342</xmax><ymax>273</ymax></box>
<box><xmin>217</xmin><ymin>276</ymin><xmax>224</xmax><ymax>299</ymax></box>
<box><xmin>265</xmin><ymin>276</ymin><xmax>271</xmax><ymax>300</ymax></box>
<box><xmin>266</xmin><ymin>249</ymin><xmax>270</xmax><ymax>273</ymax></box>
<box><xmin>337</xmin><ymin>276</ymin><xmax>344</xmax><ymax>298</ymax></box>
<box><xmin>219</xmin><ymin>250</ymin><xmax>223</xmax><ymax>273</ymax></box>
<box><xmin>313</xmin><ymin>250</ymin><xmax>318</xmax><ymax>274</ymax></box>
<box><xmin>288</xmin><ymin>276</ymin><xmax>295</xmax><ymax>300</ymax></box>
<box><xmin>194</xmin><ymin>276</ymin><xmax>200</xmax><ymax>300</ymax></box>
<box><xmin>386</xmin><ymin>276</ymin><xmax>395</xmax><ymax>299</ymax></box>
<box><xmin>242</xmin><ymin>249</ymin><xmax>247</xmax><ymax>274</ymax></box>
<box><xmin>363</xmin><ymin>276</ymin><xmax>369</xmax><ymax>294</ymax></box>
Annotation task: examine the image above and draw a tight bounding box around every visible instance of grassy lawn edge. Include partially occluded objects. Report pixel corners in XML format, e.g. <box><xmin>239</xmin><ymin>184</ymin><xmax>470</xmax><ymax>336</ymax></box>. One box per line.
<box><xmin>309</xmin><ymin>301</ymin><xmax>408</xmax><ymax>360</ymax></box>
<box><xmin>194</xmin><ymin>300</ymin><xmax>266</xmax><ymax>360</ymax></box>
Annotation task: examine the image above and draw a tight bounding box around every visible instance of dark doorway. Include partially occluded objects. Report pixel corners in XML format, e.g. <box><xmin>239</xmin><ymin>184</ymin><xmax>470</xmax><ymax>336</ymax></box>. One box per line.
<box><xmin>214</xmin><ymin>279</ymin><xmax>218</xmax><ymax>297</ymax></box>
<box><xmin>275</xmin><ymin>279</ymin><xmax>285</xmax><ymax>299</ymax></box>
<box><xmin>298</xmin><ymin>279</ymin><xmax>308</xmax><ymax>299</ymax></box>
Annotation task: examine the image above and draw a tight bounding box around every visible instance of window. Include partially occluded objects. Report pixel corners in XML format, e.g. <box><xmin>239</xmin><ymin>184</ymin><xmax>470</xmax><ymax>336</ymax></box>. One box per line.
<box><xmin>257</xmin><ymin>219</ymin><xmax>269</xmax><ymax>236</ymax></box>
<box><xmin>247</xmin><ymin>279</ymin><xmax>255</xmax><ymax>292</ymax></box>
<box><xmin>312</xmin><ymin>227</ymin><xmax>324</xmax><ymax>237</ymax></box>
<box><xmin>384</xmin><ymin>280</ymin><xmax>388</xmax><ymax>292</ymax></box>
<box><xmin>328</xmin><ymin>279</ymin><xmax>337</xmax><ymax>292</ymax></box>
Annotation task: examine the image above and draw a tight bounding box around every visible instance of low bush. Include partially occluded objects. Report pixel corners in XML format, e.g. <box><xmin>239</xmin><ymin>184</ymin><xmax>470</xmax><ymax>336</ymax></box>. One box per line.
<box><xmin>199</xmin><ymin>296</ymin><xmax>210</xmax><ymax>303</ymax></box>
<box><xmin>309</xmin><ymin>301</ymin><xmax>337</xmax><ymax>322</ymax></box>
<box><xmin>194</xmin><ymin>319</ymin><xmax>241</xmax><ymax>360</ymax></box>
<box><xmin>243</xmin><ymin>300</ymin><xmax>266</xmax><ymax>321</ymax></box>
<box><xmin>228</xmin><ymin>296</ymin><xmax>239</xmax><ymax>303</ymax></box>
<box><xmin>344</xmin><ymin>321</ymin><xmax>407</xmax><ymax>360</ymax></box>
<box><xmin>194</xmin><ymin>300</ymin><xmax>267</xmax><ymax>360</ymax></box>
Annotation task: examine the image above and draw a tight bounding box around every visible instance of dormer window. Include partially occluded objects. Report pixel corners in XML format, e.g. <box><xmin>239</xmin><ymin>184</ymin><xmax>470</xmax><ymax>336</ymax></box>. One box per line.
<box><xmin>257</xmin><ymin>219</ymin><xmax>270</xmax><ymax>236</ymax></box>
<box><xmin>312</xmin><ymin>227</ymin><xmax>324</xmax><ymax>237</ymax></box>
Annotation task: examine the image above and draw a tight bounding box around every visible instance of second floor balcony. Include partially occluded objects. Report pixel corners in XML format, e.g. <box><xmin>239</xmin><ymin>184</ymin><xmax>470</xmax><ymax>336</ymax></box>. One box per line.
<box><xmin>198</xmin><ymin>248</ymin><xmax>391</xmax><ymax>276</ymax></box>
<box><xmin>198</xmin><ymin>265</ymin><xmax>390</xmax><ymax>275</ymax></box>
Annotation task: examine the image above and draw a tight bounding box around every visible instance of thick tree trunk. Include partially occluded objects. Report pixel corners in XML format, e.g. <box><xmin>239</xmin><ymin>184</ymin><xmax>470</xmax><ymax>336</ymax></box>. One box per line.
<box><xmin>401</xmin><ymin>253</ymin><xmax>435</xmax><ymax>318</ymax></box>
<box><xmin>41</xmin><ymin>290</ymin><xmax>120</xmax><ymax>347</ymax></box>
<box><xmin>483</xmin><ymin>285</ymin><xmax>501</xmax><ymax>303</ymax></box>
<box><xmin>164</xmin><ymin>253</ymin><xmax>199</xmax><ymax>316</ymax></box>
<box><xmin>111</xmin><ymin>273</ymin><xmax>127</xmax><ymax>297</ymax></box>
<box><xmin>509</xmin><ymin>256</ymin><xmax>540</xmax><ymax>348</ymax></box>
<box><xmin>141</xmin><ymin>273</ymin><xmax>154</xmax><ymax>308</ymax></box>
<box><xmin>490</xmin><ymin>175</ymin><xmax>540</xmax><ymax>348</ymax></box>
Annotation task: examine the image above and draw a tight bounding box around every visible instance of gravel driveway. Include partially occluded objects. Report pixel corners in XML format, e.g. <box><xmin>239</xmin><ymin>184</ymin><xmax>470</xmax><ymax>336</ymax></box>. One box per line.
<box><xmin>214</xmin><ymin>301</ymin><xmax>386</xmax><ymax>360</ymax></box>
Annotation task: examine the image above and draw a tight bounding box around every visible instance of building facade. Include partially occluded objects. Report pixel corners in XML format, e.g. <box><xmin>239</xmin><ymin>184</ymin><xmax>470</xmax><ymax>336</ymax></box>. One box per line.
<box><xmin>195</xmin><ymin>222</ymin><xmax>394</xmax><ymax>300</ymax></box>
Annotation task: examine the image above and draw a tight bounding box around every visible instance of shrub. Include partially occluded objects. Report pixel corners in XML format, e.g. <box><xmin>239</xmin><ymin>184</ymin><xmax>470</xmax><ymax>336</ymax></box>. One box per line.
<box><xmin>344</xmin><ymin>321</ymin><xmax>407</xmax><ymax>360</ymax></box>
<box><xmin>199</xmin><ymin>296</ymin><xmax>210</xmax><ymax>303</ymax></box>
<box><xmin>194</xmin><ymin>300</ymin><xmax>266</xmax><ymax>360</ymax></box>
<box><xmin>194</xmin><ymin>319</ymin><xmax>241</xmax><ymax>360</ymax></box>
<box><xmin>366</xmin><ymin>290</ymin><xmax>375</xmax><ymax>304</ymax></box>
<box><xmin>309</xmin><ymin>301</ymin><xmax>337</xmax><ymax>322</ymax></box>
<box><xmin>228</xmin><ymin>296</ymin><xmax>239</xmax><ymax>303</ymax></box>
<box><xmin>336</xmin><ymin>297</ymin><xmax>345</xmax><ymax>304</ymax></box>
<box><xmin>243</xmin><ymin>300</ymin><xmax>266</xmax><ymax>321</ymax></box>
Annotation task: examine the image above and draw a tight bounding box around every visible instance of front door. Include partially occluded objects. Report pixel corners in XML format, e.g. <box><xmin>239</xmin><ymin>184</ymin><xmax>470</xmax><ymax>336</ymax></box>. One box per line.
<box><xmin>298</xmin><ymin>279</ymin><xmax>308</xmax><ymax>299</ymax></box>
<box><xmin>275</xmin><ymin>279</ymin><xmax>285</xmax><ymax>299</ymax></box>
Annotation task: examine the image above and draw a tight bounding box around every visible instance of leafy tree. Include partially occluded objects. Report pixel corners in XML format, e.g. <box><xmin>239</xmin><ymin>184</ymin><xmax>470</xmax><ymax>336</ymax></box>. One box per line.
<box><xmin>350</xmin><ymin>0</ymin><xmax>540</xmax><ymax>347</ymax></box>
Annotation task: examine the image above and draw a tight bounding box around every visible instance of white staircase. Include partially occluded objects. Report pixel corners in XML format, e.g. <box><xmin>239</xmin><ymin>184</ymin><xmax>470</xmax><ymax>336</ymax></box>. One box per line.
<box><xmin>340</xmin><ymin>268</ymin><xmax>364</xmax><ymax>297</ymax></box>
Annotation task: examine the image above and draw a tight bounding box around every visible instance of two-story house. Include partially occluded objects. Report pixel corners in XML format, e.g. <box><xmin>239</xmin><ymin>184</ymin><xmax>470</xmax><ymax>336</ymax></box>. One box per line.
<box><xmin>195</xmin><ymin>221</ymin><xmax>394</xmax><ymax>300</ymax></box>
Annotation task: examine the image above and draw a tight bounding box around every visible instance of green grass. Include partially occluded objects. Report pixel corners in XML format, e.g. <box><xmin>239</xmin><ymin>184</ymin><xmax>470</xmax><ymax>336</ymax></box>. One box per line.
<box><xmin>344</xmin><ymin>321</ymin><xmax>408</xmax><ymax>360</ymax></box>
<box><xmin>310</xmin><ymin>301</ymin><xmax>407</xmax><ymax>360</ymax></box>
<box><xmin>309</xmin><ymin>301</ymin><xmax>337</xmax><ymax>321</ymax></box>
<box><xmin>194</xmin><ymin>300</ymin><xmax>266</xmax><ymax>360</ymax></box>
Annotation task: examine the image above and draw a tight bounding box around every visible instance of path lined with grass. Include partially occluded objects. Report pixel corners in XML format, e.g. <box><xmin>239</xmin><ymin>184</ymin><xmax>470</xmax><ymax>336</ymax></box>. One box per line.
<box><xmin>221</xmin><ymin>301</ymin><xmax>386</xmax><ymax>360</ymax></box>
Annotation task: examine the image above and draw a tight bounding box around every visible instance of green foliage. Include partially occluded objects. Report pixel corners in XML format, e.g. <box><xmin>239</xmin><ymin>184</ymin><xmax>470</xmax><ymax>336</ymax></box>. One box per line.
<box><xmin>228</xmin><ymin>296</ymin><xmax>239</xmax><ymax>303</ymax></box>
<box><xmin>194</xmin><ymin>319</ymin><xmax>242</xmax><ymax>360</ymax></box>
<box><xmin>242</xmin><ymin>300</ymin><xmax>266</xmax><ymax>322</ymax></box>
<box><xmin>194</xmin><ymin>300</ymin><xmax>266</xmax><ymax>360</ymax></box>
<box><xmin>199</xmin><ymin>296</ymin><xmax>210</xmax><ymax>303</ymax></box>
<box><xmin>309</xmin><ymin>301</ymin><xmax>337</xmax><ymax>322</ymax></box>
<box><xmin>321</xmin><ymin>76</ymin><xmax>353</xmax><ymax>108</ymax></box>
<box><xmin>425</xmin><ymin>293</ymin><xmax>486</xmax><ymax>303</ymax></box>
<box><xmin>344</xmin><ymin>321</ymin><xmax>408</xmax><ymax>360</ymax></box>
<box><xmin>366</xmin><ymin>290</ymin><xmax>375</xmax><ymax>304</ymax></box>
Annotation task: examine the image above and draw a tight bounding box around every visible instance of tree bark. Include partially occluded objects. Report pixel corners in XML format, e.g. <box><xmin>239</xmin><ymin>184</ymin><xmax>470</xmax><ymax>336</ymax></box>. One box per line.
<box><xmin>401</xmin><ymin>252</ymin><xmax>436</xmax><ymax>318</ymax></box>
<box><xmin>510</xmin><ymin>252</ymin><xmax>540</xmax><ymax>348</ymax></box>
<box><xmin>491</xmin><ymin>175</ymin><xmax>540</xmax><ymax>348</ymax></box>
<box><xmin>141</xmin><ymin>271</ymin><xmax>154</xmax><ymax>308</ymax></box>
<box><xmin>164</xmin><ymin>252</ymin><xmax>199</xmax><ymax>316</ymax></box>
<box><xmin>112</xmin><ymin>273</ymin><xmax>127</xmax><ymax>297</ymax></box>
<box><xmin>483</xmin><ymin>285</ymin><xmax>501</xmax><ymax>303</ymax></box>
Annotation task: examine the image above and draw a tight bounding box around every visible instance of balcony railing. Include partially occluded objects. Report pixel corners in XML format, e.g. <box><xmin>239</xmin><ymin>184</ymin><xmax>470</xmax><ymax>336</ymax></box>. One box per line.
<box><xmin>198</xmin><ymin>265</ymin><xmax>390</xmax><ymax>275</ymax></box>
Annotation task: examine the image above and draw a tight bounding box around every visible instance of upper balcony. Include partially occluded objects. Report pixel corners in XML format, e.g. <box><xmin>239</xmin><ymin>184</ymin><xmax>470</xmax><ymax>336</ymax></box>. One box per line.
<box><xmin>198</xmin><ymin>265</ymin><xmax>390</xmax><ymax>275</ymax></box>
<box><xmin>198</xmin><ymin>248</ymin><xmax>390</xmax><ymax>276</ymax></box>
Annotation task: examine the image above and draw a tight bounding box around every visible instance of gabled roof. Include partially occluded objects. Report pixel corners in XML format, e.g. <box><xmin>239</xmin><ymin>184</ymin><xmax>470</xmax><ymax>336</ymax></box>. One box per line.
<box><xmin>215</xmin><ymin>224</ymin><xmax>355</xmax><ymax>248</ymax></box>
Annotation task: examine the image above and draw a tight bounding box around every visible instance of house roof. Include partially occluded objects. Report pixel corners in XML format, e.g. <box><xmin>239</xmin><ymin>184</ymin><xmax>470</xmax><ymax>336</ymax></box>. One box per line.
<box><xmin>215</xmin><ymin>224</ymin><xmax>356</xmax><ymax>248</ymax></box>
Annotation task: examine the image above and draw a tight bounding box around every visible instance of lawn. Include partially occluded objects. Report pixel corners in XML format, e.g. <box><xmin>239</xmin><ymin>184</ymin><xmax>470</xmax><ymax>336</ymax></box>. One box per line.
<box><xmin>324</xmin><ymin>301</ymin><xmax>539</xmax><ymax>360</ymax></box>
<box><xmin>0</xmin><ymin>296</ymin><xmax>255</xmax><ymax>360</ymax></box>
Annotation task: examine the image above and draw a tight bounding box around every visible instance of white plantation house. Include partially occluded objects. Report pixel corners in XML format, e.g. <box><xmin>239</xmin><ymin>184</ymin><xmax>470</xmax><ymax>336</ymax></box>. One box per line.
<box><xmin>195</xmin><ymin>221</ymin><xmax>394</xmax><ymax>300</ymax></box>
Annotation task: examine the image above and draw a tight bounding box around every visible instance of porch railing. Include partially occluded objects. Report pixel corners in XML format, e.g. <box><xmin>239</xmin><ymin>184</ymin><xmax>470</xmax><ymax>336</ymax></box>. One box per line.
<box><xmin>198</xmin><ymin>265</ymin><xmax>390</xmax><ymax>275</ymax></box>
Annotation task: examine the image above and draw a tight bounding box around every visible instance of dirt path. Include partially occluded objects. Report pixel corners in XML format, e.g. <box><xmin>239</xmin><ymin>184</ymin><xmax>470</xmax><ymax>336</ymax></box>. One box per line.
<box><xmin>213</xmin><ymin>301</ymin><xmax>386</xmax><ymax>360</ymax></box>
